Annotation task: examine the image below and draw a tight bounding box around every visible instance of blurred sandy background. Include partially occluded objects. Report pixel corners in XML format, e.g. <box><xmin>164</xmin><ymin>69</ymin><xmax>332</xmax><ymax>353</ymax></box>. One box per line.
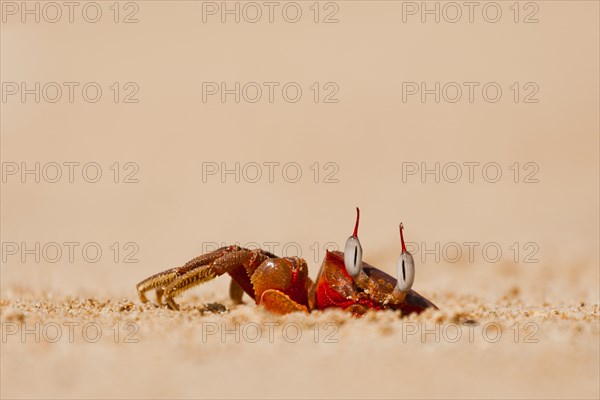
<box><xmin>1</xmin><ymin>1</ymin><xmax>598</xmax><ymax>399</ymax></box>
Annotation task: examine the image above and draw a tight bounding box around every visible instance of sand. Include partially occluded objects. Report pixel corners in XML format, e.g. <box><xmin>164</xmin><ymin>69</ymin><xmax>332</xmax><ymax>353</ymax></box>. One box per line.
<box><xmin>1</xmin><ymin>280</ymin><xmax>598</xmax><ymax>399</ymax></box>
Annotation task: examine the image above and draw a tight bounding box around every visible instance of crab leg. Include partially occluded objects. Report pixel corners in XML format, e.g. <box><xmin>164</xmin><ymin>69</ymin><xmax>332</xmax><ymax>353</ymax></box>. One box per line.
<box><xmin>136</xmin><ymin>247</ymin><xmax>234</xmax><ymax>304</ymax></box>
<box><xmin>229</xmin><ymin>280</ymin><xmax>245</xmax><ymax>304</ymax></box>
<box><xmin>162</xmin><ymin>248</ymin><xmax>271</xmax><ymax>310</ymax></box>
<box><xmin>136</xmin><ymin>246</ymin><xmax>249</xmax><ymax>306</ymax></box>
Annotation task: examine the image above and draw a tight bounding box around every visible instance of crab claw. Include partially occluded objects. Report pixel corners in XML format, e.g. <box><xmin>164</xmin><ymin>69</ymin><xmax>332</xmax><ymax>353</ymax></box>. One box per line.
<box><xmin>251</xmin><ymin>257</ymin><xmax>311</xmax><ymax>314</ymax></box>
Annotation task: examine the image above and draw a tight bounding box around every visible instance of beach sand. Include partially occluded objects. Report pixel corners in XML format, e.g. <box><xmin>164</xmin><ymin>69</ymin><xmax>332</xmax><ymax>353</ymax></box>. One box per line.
<box><xmin>1</xmin><ymin>260</ymin><xmax>599</xmax><ymax>399</ymax></box>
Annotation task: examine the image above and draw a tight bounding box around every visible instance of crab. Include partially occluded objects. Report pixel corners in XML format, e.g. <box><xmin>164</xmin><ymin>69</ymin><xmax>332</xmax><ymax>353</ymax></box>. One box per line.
<box><xmin>136</xmin><ymin>208</ymin><xmax>437</xmax><ymax>315</ymax></box>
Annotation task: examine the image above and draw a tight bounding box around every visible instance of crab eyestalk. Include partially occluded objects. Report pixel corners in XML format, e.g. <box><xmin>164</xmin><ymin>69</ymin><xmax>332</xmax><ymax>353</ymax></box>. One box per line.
<box><xmin>395</xmin><ymin>223</ymin><xmax>415</xmax><ymax>293</ymax></box>
<box><xmin>344</xmin><ymin>207</ymin><xmax>363</xmax><ymax>277</ymax></box>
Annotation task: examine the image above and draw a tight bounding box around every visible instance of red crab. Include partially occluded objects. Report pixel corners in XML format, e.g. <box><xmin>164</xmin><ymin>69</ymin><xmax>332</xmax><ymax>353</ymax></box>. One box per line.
<box><xmin>136</xmin><ymin>208</ymin><xmax>437</xmax><ymax>316</ymax></box>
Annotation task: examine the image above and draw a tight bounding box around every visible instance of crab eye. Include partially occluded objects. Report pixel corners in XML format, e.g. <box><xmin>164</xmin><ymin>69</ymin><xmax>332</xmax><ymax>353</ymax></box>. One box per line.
<box><xmin>396</xmin><ymin>251</ymin><xmax>415</xmax><ymax>292</ymax></box>
<box><xmin>396</xmin><ymin>222</ymin><xmax>415</xmax><ymax>292</ymax></box>
<box><xmin>344</xmin><ymin>207</ymin><xmax>363</xmax><ymax>277</ymax></box>
<box><xmin>344</xmin><ymin>236</ymin><xmax>363</xmax><ymax>277</ymax></box>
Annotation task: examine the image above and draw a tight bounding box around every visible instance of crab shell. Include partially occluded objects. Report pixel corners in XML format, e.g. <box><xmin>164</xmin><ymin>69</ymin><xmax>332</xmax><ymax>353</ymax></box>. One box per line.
<box><xmin>309</xmin><ymin>250</ymin><xmax>438</xmax><ymax>316</ymax></box>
